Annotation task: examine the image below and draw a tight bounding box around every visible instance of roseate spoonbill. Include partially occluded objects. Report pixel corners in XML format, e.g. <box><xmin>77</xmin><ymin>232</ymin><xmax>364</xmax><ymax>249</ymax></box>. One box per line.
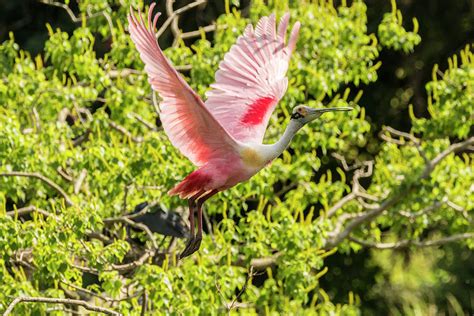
<box><xmin>128</xmin><ymin>4</ymin><xmax>352</xmax><ymax>258</ymax></box>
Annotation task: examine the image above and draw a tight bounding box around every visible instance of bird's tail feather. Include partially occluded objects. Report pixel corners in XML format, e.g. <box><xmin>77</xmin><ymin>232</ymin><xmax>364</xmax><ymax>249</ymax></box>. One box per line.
<box><xmin>168</xmin><ymin>169</ymin><xmax>212</xmax><ymax>199</ymax></box>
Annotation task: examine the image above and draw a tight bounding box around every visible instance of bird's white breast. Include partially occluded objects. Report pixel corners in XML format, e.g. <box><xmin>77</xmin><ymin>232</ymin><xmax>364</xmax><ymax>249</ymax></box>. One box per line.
<box><xmin>240</xmin><ymin>147</ymin><xmax>267</xmax><ymax>169</ymax></box>
<box><xmin>239</xmin><ymin>144</ymin><xmax>278</xmax><ymax>170</ymax></box>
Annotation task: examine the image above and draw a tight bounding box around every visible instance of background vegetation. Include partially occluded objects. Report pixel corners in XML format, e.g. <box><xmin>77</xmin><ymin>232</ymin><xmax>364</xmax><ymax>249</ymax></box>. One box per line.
<box><xmin>0</xmin><ymin>0</ymin><xmax>472</xmax><ymax>314</ymax></box>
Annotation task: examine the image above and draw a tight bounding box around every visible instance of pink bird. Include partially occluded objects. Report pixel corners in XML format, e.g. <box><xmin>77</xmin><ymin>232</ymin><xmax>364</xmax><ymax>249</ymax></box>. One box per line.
<box><xmin>128</xmin><ymin>3</ymin><xmax>352</xmax><ymax>258</ymax></box>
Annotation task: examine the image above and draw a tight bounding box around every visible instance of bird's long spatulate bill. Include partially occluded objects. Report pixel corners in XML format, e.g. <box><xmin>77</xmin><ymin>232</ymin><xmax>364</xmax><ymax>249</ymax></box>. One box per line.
<box><xmin>314</xmin><ymin>107</ymin><xmax>353</xmax><ymax>113</ymax></box>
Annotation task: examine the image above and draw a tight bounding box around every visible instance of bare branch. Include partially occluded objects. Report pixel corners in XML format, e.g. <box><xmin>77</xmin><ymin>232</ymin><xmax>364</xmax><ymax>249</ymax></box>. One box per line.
<box><xmin>156</xmin><ymin>0</ymin><xmax>207</xmax><ymax>39</ymax></box>
<box><xmin>274</xmin><ymin>182</ymin><xmax>298</xmax><ymax>197</ymax></box>
<box><xmin>109</xmin><ymin>120</ymin><xmax>144</xmax><ymax>143</ymax></box>
<box><xmin>0</xmin><ymin>171</ymin><xmax>74</xmax><ymax>206</ymax></box>
<box><xmin>380</xmin><ymin>133</ymin><xmax>405</xmax><ymax>145</ymax></box>
<box><xmin>30</xmin><ymin>106</ymin><xmax>41</xmax><ymax>133</ymax></box>
<box><xmin>72</xmin><ymin>248</ymin><xmax>155</xmax><ymax>274</ymax></box>
<box><xmin>325</xmin><ymin>195</ymin><xmax>402</xmax><ymax>248</ymax></box>
<box><xmin>331</xmin><ymin>153</ymin><xmax>364</xmax><ymax>171</ymax></box>
<box><xmin>111</xmin><ymin>250</ymin><xmax>154</xmax><ymax>272</ymax></box>
<box><xmin>383</xmin><ymin>126</ymin><xmax>420</xmax><ymax>143</ymax></box>
<box><xmin>382</xmin><ymin>126</ymin><xmax>430</xmax><ymax>165</ymax></box>
<box><xmin>228</xmin><ymin>266</ymin><xmax>254</xmax><ymax>311</ymax></box>
<box><xmin>71</xmin><ymin>262</ymin><xmax>100</xmax><ymax>274</ymax></box>
<box><xmin>38</xmin><ymin>0</ymin><xmax>103</xmax><ymax>23</ymax></box>
<box><xmin>396</xmin><ymin>199</ymin><xmax>469</xmax><ymax>220</ymax></box>
<box><xmin>174</xmin><ymin>64</ymin><xmax>192</xmax><ymax>71</ymax></box>
<box><xmin>326</xmin><ymin>159</ymin><xmax>376</xmax><ymax>218</ymax></box>
<box><xmin>72</xmin><ymin>129</ymin><xmax>92</xmax><ymax>147</ymax></box>
<box><xmin>85</xmin><ymin>231</ymin><xmax>111</xmax><ymax>243</ymax></box>
<box><xmin>3</xmin><ymin>296</ymin><xmax>121</xmax><ymax>316</ymax></box>
<box><xmin>326</xmin><ymin>137</ymin><xmax>474</xmax><ymax>247</ymax></box>
<box><xmin>38</xmin><ymin>0</ymin><xmax>82</xmax><ymax>22</ymax></box>
<box><xmin>45</xmin><ymin>307</ymin><xmax>82</xmax><ymax>315</ymax></box>
<box><xmin>166</xmin><ymin>0</ymin><xmax>182</xmax><ymax>47</ymax></box>
<box><xmin>73</xmin><ymin>169</ymin><xmax>87</xmax><ymax>195</ymax></box>
<box><xmin>103</xmin><ymin>216</ymin><xmax>158</xmax><ymax>250</ymax></box>
<box><xmin>233</xmin><ymin>252</ymin><xmax>282</xmax><ymax>271</ymax></box>
<box><xmin>349</xmin><ymin>232</ymin><xmax>474</xmax><ymax>249</ymax></box>
<box><xmin>6</xmin><ymin>205</ymin><xmax>56</xmax><ymax>219</ymax></box>
<box><xmin>107</xmin><ymin>201</ymin><xmax>160</xmax><ymax>222</ymax></box>
<box><xmin>130</xmin><ymin>113</ymin><xmax>158</xmax><ymax>132</ymax></box>
<box><xmin>180</xmin><ymin>24</ymin><xmax>227</xmax><ymax>40</ymax></box>
<box><xmin>108</xmin><ymin>68</ymin><xmax>143</xmax><ymax>78</ymax></box>
<box><xmin>57</xmin><ymin>167</ymin><xmax>73</xmax><ymax>182</ymax></box>
<box><xmin>140</xmin><ymin>291</ymin><xmax>148</xmax><ymax>316</ymax></box>
<box><xmin>250</xmin><ymin>253</ymin><xmax>281</xmax><ymax>270</ymax></box>
<box><xmin>326</xmin><ymin>192</ymin><xmax>356</xmax><ymax>218</ymax></box>
<box><xmin>426</xmin><ymin>136</ymin><xmax>474</xmax><ymax>177</ymax></box>
<box><xmin>415</xmin><ymin>232</ymin><xmax>474</xmax><ymax>247</ymax></box>
<box><xmin>445</xmin><ymin>199</ymin><xmax>470</xmax><ymax>220</ymax></box>
<box><xmin>134</xmin><ymin>185</ymin><xmax>165</xmax><ymax>191</ymax></box>
<box><xmin>60</xmin><ymin>281</ymin><xmax>114</xmax><ymax>303</ymax></box>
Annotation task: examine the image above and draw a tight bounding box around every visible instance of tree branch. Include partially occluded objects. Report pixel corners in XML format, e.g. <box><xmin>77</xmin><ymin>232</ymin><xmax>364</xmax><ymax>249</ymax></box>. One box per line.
<box><xmin>140</xmin><ymin>291</ymin><xmax>148</xmax><ymax>316</ymax></box>
<box><xmin>227</xmin><ymin>266</ymin><xmax>254</xmax><ymax>311</ymax></box>
<box><xmin>325</xmin><ymin>136</ymin><xmax>474</xmax><ymax>248</ymax></box>
<box><xmin>398</xmin><ymin>201</ymin><xmax>443</xmax><ymax>219</ymax></box>
<box><xmin>60</xmin><ymin>281</ymin><xmax>114</xmax><ymax>303</ymax></box>
<box><xmin>37</xmin><ymin>0</ymin><xmax>104</xmax><ymax>23</ymax></box>
<box><xmin>57</xmin><ymin>166</ymin><xmax>74</xmax><ymax>182</ymax></box>
<box><xmin>0</xmin><ymin>171</ymin><xmax>74</xmax><ymax>206</ymax></box>
<box><xmin>325</xmin><ymin>196</ymin><xmax>402</xmax><ymax>248</ymax></box>
<box><xmin>3</xmin><ymin>296</ymin><xmax>121</xmax><ymax>316</ymax></box>
<box><xmin>326</xmin><ymin>192</ymin><xmax>356</xmax><ymax>218</ymax></box>
<box><xmin>180</xmin><ymin>24</ymin><xmax>225</xmax><ymax>40</ymax></box>
<box><xmin>108</xmin><ymin>120</ymin><xmax>144</xmax><ymax>143</ymax></box>
<box><xmin>108</xmin><ymin>68</ymin><xmax>143</xmax><ymax>78</ymax></box>
<box><xmin>233</xmin><ymin>252</ymin><xmax>282</xmax><ymax>271</ymax></box>
<box><xmin>349</xmin><ymin>232</ymin><xmax>474</xmax><ymax>249</ymax></box>
<box><xmin>381</xmin><ymin>126</ymin><xmax>430</xmax><ymax>165</ymax></box>
<box><xmin>73</xmin><ymin>169</ymin><xmax>87</xmax><ymax>195</ymax></box>
<box><xmin>426</xmin><ymin>136</ymin><xmax>474</xmax><ymax>177</ymax></box>
<box><xmin>111</xmin><ymin>250</ymin><xmax>154</xmax><ymax>272</ymax></box>
<box><xmin>156</xmin><ymin>0</ymin><xmax>207</xmax><ymax>39</ymax></box>
<box><xmin>326</xmin><ymin>158</ymin><xmax>377</xmax><ymax>218</ymax></box>
<box><xmin>103</xmin><ymin>216</ymin><xmax>158</xmax><ymax>249</ymax></box>
<box><xmin>6</xmin><ymin>205</ymin><xmax>56</xmax><ymax>219</ymax></box>
<box><xmin>130</xmin><ymin>113</ymin><xmax>158</xmax><ymax>132</ymax></box>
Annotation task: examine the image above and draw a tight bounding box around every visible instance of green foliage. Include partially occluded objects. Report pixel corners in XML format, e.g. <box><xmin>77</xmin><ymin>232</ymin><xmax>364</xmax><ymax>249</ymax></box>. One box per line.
<box><xmin>412</xmin><ymin>46</ymin><xmax>474</xmax><ymax>139</ymax></box>
<box><xmin>0</xmin><ymin>0</ymin><xmax>472</xmax><ymax>314</ymax></box>
<box><xmin>378</xmin><ymin>0</ymin><xmax>421</xmax><ymax>53</ymax></box>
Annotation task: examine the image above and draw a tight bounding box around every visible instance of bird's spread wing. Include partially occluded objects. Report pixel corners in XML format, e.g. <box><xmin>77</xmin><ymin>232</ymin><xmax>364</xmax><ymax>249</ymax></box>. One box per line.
<box><xmin>128</xmin><ymin>4</ymin><xmax>240</xmax><ymax>166</ymax></box>
<box><xmin>204</xmin><ymin>13</ymin><xmax>300</xmax><ymax>144</ymax></box>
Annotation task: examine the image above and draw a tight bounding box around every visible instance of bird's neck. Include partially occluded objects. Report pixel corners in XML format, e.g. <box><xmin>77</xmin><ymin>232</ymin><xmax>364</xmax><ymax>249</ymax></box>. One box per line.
<box><xmin>266</xmin><ymin>120</ymin><xmax>304</xmax><ymax>161</ymax></box>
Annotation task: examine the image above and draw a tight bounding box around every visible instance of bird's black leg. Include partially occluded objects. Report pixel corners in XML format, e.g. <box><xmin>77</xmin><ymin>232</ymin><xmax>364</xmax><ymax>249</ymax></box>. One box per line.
<box><xmin>188</xmin><ymin>198</ymin><xmax>195</xmax><ymax>237</ymax></box>
<box><xmin>180</xmin><ymin>198</ymin><xmax>197</xmax><ymax>259</ymax></box>
<box><xmin>180</xmin><ymin>190</ymin><xmax>218</xmax><ymax>258</ymax></box>
<box><xmin>191</xmin><ymin>197</ymin><xmax>205</xmax><ymax>254</ymax></box>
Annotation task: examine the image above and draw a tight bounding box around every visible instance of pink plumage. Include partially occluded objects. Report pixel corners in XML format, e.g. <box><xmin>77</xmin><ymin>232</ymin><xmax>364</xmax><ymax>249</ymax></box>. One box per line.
<box><xmin>240</xmin><ymin>97</ymin><xmax>277</xmax><ymax>126</ymax></box>
<box><xmin>205</xmin><ymin>13</ymin><xmax>300</xmax><ymax>143</ymax></box>
<box><xmin>128</xmin><ymin>3</ymin><xmax>239</xmax><ymax>168</ymax></box>
<box><xmin>128</xmin><ymin>3</ymin><xmax>302</xmax><ymax>258</ymax></box>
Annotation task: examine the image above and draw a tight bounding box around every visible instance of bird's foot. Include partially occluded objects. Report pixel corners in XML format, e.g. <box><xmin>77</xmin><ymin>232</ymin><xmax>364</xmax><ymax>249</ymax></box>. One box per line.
<box><xmin>179</xmin><ymin>235</ymin><xmax>202</xmax><ymax>259</ymax></box>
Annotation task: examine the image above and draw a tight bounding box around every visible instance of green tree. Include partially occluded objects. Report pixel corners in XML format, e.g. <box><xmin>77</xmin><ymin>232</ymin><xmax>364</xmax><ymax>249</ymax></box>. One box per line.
<box><xmin>0</xmin><ymin>0</ymin><xmax>472</xmax><ymax>314</ymax></box>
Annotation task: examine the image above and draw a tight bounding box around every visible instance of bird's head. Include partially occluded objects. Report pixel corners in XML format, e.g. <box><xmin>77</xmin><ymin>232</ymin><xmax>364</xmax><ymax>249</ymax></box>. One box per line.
<box><xmin>291</xmin><ymin>105</ymin><xmax>353</xmax><ymax>125</ymax></box>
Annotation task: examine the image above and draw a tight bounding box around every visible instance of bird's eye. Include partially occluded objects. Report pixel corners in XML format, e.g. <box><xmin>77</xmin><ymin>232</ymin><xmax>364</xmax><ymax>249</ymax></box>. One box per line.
<box><xmin>291</xmin><ymin>112</ymin><xmax>303</xmax><ymax>119</ymax></box>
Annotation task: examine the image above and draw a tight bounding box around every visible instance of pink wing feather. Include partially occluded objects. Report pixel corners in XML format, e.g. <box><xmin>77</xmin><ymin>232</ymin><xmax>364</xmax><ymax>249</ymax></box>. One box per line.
<box><xmin>205</xmin><ymin>13</ymin><xmax>301</xmax><ymax>144</ymax></box>
<box><xmin>128</xmin><ymin>4</ymin><xmax>239</xmax><ymax>167</ymax></box>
